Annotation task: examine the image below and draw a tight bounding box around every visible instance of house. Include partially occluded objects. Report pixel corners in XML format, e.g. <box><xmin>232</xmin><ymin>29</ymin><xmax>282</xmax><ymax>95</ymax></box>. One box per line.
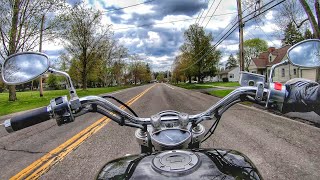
<box><xmin>248</xmin><ymin>46</ymin><xmax>317</xmax><ymax>83</ymax></box>
<box><xmin>203</xmin><ymin>76</ymin><xmax>219</xmax><ymax>82</ymax></box>
<box><xmin>218</xmin><ymin>66</ymin><xmax>240</xmax><ymax>82</ymax></box>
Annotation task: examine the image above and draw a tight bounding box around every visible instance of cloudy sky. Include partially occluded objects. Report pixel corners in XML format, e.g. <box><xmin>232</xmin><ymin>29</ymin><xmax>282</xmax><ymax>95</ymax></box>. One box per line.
<box><xmin>44</xmin><ymin>0</ymin><xmax>285</xmax><ymax>71</ymax></box>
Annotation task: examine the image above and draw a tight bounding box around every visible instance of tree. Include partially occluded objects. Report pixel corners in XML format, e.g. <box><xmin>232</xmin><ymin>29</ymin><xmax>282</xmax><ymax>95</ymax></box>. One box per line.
<box><xmin>110</xmin><ymin>45</ymin><xmax>128</xmax><ymax>85</ymax></box>
<box><xmin>128</xmin><ymin>55</ymin><xmax>151</xmax><ymax>84</ymax></box>
<box><xmin>0</xmin><ymin>0</ymin><xmax>65</xmax><ymax>101</ymax></box>
<box><xmin>243</xmin><ymin>38</ymin><xmax>268</xmax><ymax>71</ymax></box>
<box><xmin>226</xmin><ymin>54</ymin><xmax>238</xmax><ymax>69</ymax></box>
<box><xmin>59</xmin><ymin>3</ymin><xmax>113</xmax><ymax>90</ymax></box>
<box><xmin>299</xmin><ymin>0</ymin><xmax>320</xmax><ymax>82</ymax></box>
<box><xmin>299</xmin><ymin>0</ymin><xmax>320</xmax><ymax>39</ymax></box>
<box><xmin>275</xmin><ymin>0</ymin><xmax>309</xmax><ymax>32</ymax></box>
<box><xmin>180</xmin><ymin>24</ymin><xmax>221</xmax><ymax>83</ymax></box>
<box><xmin>304</xmin><ymin>28</ymin><xmax>314</xmax><ymax>39</ymax></box>
<box><xmin>157</xmin><ymin>73</ymin><xmax>165</xmax><ymax>82</ymax></box>
<box><xmin>47</xmin><ymin>74</ymin><xmax>59</xmax><ymax>90</ymax></box>
<box><xmin>282</xmin><ymin>22</ymin><xmax>304</xmax><ymax>46</ymax></box>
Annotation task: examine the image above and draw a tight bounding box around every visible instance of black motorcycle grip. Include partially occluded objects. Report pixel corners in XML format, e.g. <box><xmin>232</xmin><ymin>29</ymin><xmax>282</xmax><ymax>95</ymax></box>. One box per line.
<box><xmin>4</xmin><ymin>107</ymin><xmax>51</xmax><ymax>132</ymax></box>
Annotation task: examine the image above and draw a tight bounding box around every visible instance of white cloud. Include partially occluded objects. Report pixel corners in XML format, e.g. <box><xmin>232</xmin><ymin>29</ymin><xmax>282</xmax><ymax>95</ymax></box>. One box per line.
<box><xmin>46</xmin><ymin>0</ymin><xmax>282</xmax><ymax>72</ymax></box>
<box><xmin>146</xmin><ymin>31</ymin><xmax>161</xmax><ymax>45</ymax></box>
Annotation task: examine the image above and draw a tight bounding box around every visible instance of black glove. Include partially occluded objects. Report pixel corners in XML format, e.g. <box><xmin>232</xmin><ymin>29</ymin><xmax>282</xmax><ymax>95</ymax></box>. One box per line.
<box><xmin>282</xmin><ymin>78</ymin><xmax>320</xmax><ymax>115</ymax></box>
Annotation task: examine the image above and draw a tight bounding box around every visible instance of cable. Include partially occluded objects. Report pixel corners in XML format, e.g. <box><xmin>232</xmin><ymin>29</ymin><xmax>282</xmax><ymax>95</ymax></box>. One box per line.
<box><xmin>204</xmin><ymin>0</ymin><xmax>222</xmax><ymax>28</ymax></box>
<box><xmin>196</xmin><ymin>0</ymin><xmax>210</xmax><ymax>24</ymax></box>
<box><xmin>179</xmin><ymin>1</ymin><xmax>257</xmax><ymax>71</ymax></box>
<box><xmin>200</xmin><ymin>0</ymin><xmax>216</xmax><ymax>26</ymax></box>
<box><xmin>112</xmin><ymin>12</ymin><xmax>237</xmax><ymax>30</ymax></box>
<box><xmin>103</xmin><ymin>0</ymin><xmax>155</xmax><ymax>13</ymax></box>
<box><xmin>254</xmin><ymin>17</ymin><xmax>277</xmax><ymax>46</ymax></box>
<box><xmin>180</xmin><ymin>0</ymin><xmax>286</xmax><ymax>71</ymax></box>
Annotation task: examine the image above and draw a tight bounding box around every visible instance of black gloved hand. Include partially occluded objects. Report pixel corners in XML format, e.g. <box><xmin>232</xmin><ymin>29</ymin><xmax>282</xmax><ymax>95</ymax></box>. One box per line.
<box><xmin>282</xmin><ymin>78</ymin><xmax>320</xmax><ymax>116</ymax></box>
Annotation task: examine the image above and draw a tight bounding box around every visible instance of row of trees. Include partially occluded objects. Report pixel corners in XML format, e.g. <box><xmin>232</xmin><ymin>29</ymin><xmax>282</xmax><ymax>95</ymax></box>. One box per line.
<box><xmin>172</xmin><ymin>24</ymin><xmax>221</xmax><ymax>84</ymax></box>
<box><xmin>0</xmin><ymin>1</ymin><xmax>152</xmax><ymax>100</ymax></box>
<box><xmin>47</xmin><ymin>53</ymin><xmax>152</xmax><ymax>89</ymax></box>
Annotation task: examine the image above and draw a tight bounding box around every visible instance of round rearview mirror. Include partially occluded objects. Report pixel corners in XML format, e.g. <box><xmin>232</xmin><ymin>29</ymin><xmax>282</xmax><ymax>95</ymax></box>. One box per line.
<box><xmin>1</xmin><ymin>52</ymin><xmax>49</xmax><ymax>85</ymax></box>
<box><xmin>287</xmin><ymin>39</ymin><xmax>320</xmax><ymax>68</ymax></box>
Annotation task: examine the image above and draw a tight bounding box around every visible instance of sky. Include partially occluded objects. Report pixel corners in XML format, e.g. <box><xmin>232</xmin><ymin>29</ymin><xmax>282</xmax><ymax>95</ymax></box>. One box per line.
<box><xmin>44</xmin><ymin>0</ymin><xmax>286</xmax><ymax>72</ymax></box>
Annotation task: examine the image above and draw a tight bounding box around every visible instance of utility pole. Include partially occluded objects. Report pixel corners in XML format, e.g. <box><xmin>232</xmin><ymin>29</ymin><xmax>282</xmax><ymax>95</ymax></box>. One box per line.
<box><xmin>237</xmin><ymin>0</ymin><xmax>245</xmax><ymax>71</ymax></box>
<box><xmin>39</xmin><ymin>14</ymin><xmax>45</xmax><ymax>97</ymax></box>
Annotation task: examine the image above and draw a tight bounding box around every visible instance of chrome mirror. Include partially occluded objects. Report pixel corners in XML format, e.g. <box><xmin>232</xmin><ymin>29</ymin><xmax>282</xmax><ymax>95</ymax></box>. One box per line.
<box><xmin>1</xmin><ymin>52</ymin><xmax>49</xmax><ymax>85</ymax></box>
<box><xmin>287</xmin><ymin>39</ymin><xmax>320</xmax><ymax>68</ymax></box>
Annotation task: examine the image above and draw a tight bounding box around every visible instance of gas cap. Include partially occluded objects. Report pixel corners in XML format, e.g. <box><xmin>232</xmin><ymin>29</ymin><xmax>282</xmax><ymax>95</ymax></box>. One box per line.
<box><xmin>152</xmin><ymin>150</ymin><xmax>200</xmax><ymax>175</ymax></box>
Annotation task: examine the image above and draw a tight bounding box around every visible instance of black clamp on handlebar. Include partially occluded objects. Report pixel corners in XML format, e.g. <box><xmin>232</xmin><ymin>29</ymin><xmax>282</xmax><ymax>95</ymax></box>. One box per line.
<box><xmin>50</xmin><ymin>96</ymin><xmax>74</xmax><ymax>126</ymax></box>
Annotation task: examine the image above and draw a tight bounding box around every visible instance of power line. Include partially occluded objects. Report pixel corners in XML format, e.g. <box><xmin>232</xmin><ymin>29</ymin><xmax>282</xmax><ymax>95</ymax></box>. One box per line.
<box><xmin>103</xmin><ymin>0</ymin><xmax>155</xmax><ymax>13</ymax></box>
<box><xmin>180</xmin><ymin>0</ymin><xmax>286</xmax><ymax>71</ymax></box>
<box><xmin>179</xmin><ymin>1</ymin><xmax>257</xmax><ymax>71</ymax></box>
<box><xmin>204</xmin><ymin>0</ymin><xmax>222</xmax><ymax>28</ymax></box>
<box><xmin>200</xmin><ymin>0</ymin><xmax>216</xmax><ymax>26</ymax></box>
<box><xmin>254</xmin><ymin>17</ymin><xmax>277</xmax><ymax>46</ymax></box>
<box><xmin>178</xmin><ymin>0</ymin><xmax>257</xmax><ymax>71</ymax></box>
<box><xmin>196</xmin><ymin>0</ymin><xmax>210</xmax><ymax>24</ymax></box>
<box><xmin>112</xmin><ymin>12</ymin><xmax>237</xmax><ymax>30</ymax></box>
<box><xmin>194</xmin><ymin>9</ymin><xmax>203</xmax><ymax>24</ymax></box>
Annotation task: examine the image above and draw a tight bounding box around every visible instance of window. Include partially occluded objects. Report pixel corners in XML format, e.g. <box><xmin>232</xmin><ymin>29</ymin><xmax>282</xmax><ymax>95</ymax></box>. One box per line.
<box><xmin>281</xmin><ymin>68</ymin><xmax>285</xmax><ymax>77</ymax></box>
<box><xmin>293</xmin><ymin>69</ymin><xmax>297</xmax><ymax>75</ymax></box>
<box><xmin>229</xmin><ymin>74</ymin><xmax>234</xmax><ymax>78</ymax></box>
<box><xmin>269</xmin><ymin>56</ymin><xmax>272</xmax><ymax>62</ymax></box>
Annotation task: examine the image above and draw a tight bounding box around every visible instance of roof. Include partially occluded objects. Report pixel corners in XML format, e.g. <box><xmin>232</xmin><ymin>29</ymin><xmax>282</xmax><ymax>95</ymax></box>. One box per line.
<box><xmin>267</xmin><ymin>45</ymin><xmax>291</xmax><ymax>66</ymax></box>
<box><xmin>219</xmin><ymin>66</ymin><xmax>238</xmax><ymax>75</ymax></box>
<box><xmin>252</xmin><ymin>52</ymin><xmax>269</xmax><ymax>68</ymax></box>
<box><xmin>252</xmin><ymin>45</ymin><xmax>291</xmax><ymax>68</ymax></box>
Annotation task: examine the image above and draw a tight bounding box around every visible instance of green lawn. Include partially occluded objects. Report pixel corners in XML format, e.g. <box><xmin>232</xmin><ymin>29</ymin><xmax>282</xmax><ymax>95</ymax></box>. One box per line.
<box><xmin>209</xmin><ymin>89</ymin><xmax>252</xmax><ymax>105</ymax></box>
<box><xmin>0</xmin><ymin>86</ymin><xmax>129</xmax><ymax>116</ymax></box>
<box><xmin>208</xmin><ymin>89</ymin><xmax>233</xmax><ymax>98</ymax></box>
<box><xmin>204</xmin><ymin>82</ymin><xmax>239</xmax><ymax>87</ymax></box>
<box><xmin>173</xmin><ymin>82</ymin><xmax>239</xmax><ymax>89</ymax></box>
<box><xmin>173</xmin><ymin>83</ymin><xmax>215</xmax><ymax>89</ymax></box>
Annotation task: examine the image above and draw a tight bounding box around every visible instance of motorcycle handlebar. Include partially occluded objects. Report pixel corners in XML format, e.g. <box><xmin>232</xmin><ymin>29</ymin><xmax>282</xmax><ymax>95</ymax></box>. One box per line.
<box><xmin>78</xmin><ymin>86</ymin><xmax>264</xmax><ymax>125</ymax></box>
<box><xmin>3</xmin><ymin>107</ymin><xmax>51</xmax><ymax>133</ymax></box>
<box><xmin>1</xmin><ymin>86</ymin><xmax>267</xmax><ymax>133</ymax></box>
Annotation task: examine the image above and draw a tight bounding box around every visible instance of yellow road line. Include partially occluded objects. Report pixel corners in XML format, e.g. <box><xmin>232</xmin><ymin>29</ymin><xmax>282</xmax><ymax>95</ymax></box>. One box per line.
<box><xmin>11</xmin><ymin>84</ymin><xmax>156</xmax><ymax>180</ymax></box>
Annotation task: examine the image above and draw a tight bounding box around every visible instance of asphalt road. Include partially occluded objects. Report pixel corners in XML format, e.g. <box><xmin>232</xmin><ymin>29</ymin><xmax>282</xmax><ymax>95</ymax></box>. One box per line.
<box><xmin>0</xmin><ymin>83</ymin><xmax>319</xmax><ymax>180</ymax></box>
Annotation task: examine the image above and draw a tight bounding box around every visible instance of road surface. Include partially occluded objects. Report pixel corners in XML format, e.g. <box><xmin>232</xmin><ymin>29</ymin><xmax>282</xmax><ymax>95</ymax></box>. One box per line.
<box><xmin>0</xmin><ymin>83</ymin><xmax>319</xmax><ymax>180</ymax></box>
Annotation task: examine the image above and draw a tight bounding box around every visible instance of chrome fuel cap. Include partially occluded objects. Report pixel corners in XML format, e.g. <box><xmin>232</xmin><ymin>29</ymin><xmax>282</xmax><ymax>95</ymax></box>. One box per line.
<box><xmin>152</xmin><ymin>150</ymin><xmax>200</xmax><ymax>175</ymax></box>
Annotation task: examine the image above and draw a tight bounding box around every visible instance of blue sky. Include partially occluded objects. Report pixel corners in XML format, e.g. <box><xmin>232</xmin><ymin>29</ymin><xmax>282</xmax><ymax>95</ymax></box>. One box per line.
<box><xmin>44</xmin><ymin>0</ymin><xmax>285</xmax><ymax>71</ymax></box>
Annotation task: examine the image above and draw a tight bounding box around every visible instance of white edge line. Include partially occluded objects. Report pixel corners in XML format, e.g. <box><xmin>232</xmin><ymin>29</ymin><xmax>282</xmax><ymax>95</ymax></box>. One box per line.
<box><xmin>164</xmin><ymin>83</ymin><xmax>175</xmax><ymax>89</ymax></box>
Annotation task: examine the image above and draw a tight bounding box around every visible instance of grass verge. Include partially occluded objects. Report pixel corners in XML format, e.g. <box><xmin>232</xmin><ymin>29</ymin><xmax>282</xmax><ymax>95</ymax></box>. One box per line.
<box><xmin>172</xmin><ymin>82</ymin><xmax>239</xmax><ymax>90</ymax></box>
<box><xmin>204</xmin><ymin>82</ymin><xmax>239</xmax><ymax>87</ymax></box>
<box><xmin>208</xmin><ymin>89</ymin><xmax>233</xmax><ymax>98</ymax></box>
<box><xmin>209</xmin><ymin>89</ymin><xmax>252</xmax><ymax>105</ymax></box>
<box><xmin>0</xmin><ymin>86</ymin><xmax>129</xmax><ymax>116</ymax></box>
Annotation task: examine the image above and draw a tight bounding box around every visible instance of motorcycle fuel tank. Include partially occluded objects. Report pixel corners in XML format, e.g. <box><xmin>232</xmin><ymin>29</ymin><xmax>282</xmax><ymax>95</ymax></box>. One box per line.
<box><xmin>96</xmin><ymin>148</ymin><xmax>262</xmax><ymax>180</ymax></box>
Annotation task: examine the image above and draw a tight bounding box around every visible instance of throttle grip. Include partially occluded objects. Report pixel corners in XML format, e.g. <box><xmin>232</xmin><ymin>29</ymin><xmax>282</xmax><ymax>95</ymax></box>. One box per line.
<box><xmin>3</xmin><ymin>107</ymin><xmax>51</xmax><ymax>133</ymax></box>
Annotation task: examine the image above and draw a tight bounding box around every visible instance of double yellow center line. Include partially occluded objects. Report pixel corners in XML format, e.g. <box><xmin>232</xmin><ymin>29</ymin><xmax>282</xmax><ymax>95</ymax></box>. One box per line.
<box><xmin>11</xmin><ymin>84</ymin><xmax>156</xmax><ymax>180</ymax></box>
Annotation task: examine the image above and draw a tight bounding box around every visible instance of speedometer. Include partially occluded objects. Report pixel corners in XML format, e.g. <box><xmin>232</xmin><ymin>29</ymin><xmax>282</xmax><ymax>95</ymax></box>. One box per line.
<box><xmin>151</xmin><ymin>129</ymin><xmax>191</xmax><ymax>149</ymax></box>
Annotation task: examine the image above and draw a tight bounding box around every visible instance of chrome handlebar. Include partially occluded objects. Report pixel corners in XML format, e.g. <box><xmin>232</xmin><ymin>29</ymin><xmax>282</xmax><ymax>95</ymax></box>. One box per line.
<box><xmin>1</xmin><ymin>86</ymin><xmax>269</xmax><ymax>133</ymax></box>
<box><xmin>78</xmin><ymin>86</ymin><xmax>266</xmax><ymax>125</ymax></box>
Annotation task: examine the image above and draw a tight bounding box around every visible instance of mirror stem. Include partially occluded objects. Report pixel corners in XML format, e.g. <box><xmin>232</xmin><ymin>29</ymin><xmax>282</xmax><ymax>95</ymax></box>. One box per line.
<box><xmin>48</xmin><ymin>68</ymin><xmax>78</xmax><ymax>99</ymax></box>
<box><xmin>268</xmin><ymin>59</ymin><xmax>289</xmax><ymax>84</ymax></box>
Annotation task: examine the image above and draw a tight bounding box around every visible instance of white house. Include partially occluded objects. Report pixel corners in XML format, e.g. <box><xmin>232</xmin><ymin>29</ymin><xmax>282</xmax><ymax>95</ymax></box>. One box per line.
<box><xmin>248</xmin><ymin>46</ymin><xmax>317</xmax><ymax>83</ymax></box>
<box><xmin>218</xmin><ymin>66</ymin><xmax>240</xmax><ymax>82</ymax></box>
